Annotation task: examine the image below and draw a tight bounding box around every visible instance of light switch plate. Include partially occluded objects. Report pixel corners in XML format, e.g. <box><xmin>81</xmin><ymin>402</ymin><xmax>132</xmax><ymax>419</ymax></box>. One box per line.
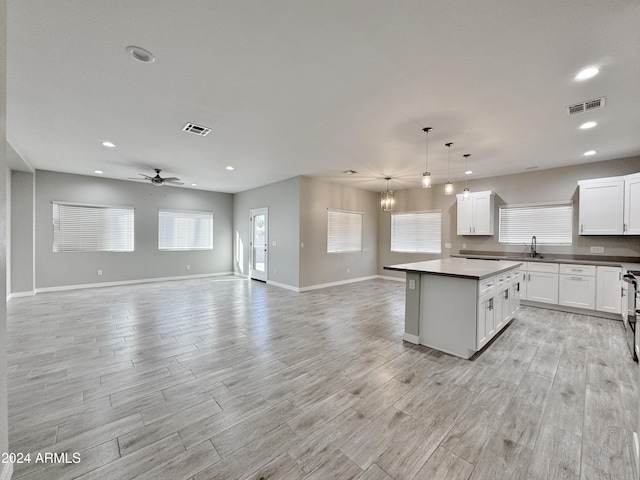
<box><xmin>445</xmin><ymin>243</ymin><xmax>452</xmax><ymax>249</ymax></box>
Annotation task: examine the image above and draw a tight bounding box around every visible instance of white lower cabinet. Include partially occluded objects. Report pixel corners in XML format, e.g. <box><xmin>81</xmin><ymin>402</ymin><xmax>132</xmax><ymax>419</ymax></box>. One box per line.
<box><xmin>527</xmin><ymin>272</ymin><xmax>559</xmax><ymax>304</ymax></box>
<box><xmin>596</xmin><ymin>266</ymin><xmax>622</xmax><ymax>314</ymax></box>
<box><xmin>476</xmin><ymin>269</ymin><xmax>520</xmax><ymax>350</ymax></box>
<box><xmin>559</xmin><ymin>274</ymin><xmax>596</xmax><ymax>309</ymax></box>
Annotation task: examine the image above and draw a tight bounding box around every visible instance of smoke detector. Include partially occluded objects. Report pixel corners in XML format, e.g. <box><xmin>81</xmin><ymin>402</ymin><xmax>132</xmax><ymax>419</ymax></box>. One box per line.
<box><xmin>183</xmin><ymin>123</ymin><xmax>211</xmax><ymax>136</ymax></box>
<box><xmin>566</xmin><ymin>97</ymin><xmax>606</xmax><ymax>116</ymax></box>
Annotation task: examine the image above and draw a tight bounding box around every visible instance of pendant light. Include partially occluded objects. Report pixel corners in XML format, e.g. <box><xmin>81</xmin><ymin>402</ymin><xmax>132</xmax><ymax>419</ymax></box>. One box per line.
<box><xmin>444</xmin><ymin>142</ymin><xmax>454</xmax><ymax>195</ymax></box>
<box><xmin>422</xmin><ymin>127</ymin><xmax>432</xmax><ymax>188</ymax></box>
<box><xmin>380</xmin><ymin>177</ymin><xmax>394</xmax><ymax>213</ymax></box>
<box><xmin>462</xmin><ymin>154</ymin><xmax>471</xmax><ymax>199</ymax></box>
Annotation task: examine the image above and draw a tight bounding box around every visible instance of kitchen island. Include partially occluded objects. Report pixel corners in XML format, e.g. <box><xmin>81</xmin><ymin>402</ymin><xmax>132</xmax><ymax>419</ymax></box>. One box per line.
<box><xmin>385</xmin><ymin>258</ymin><xmax>522</xmax><ymax>359</ymax></box>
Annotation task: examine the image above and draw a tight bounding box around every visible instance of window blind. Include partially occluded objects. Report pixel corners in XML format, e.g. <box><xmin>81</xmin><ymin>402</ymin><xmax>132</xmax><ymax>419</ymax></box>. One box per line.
<box><xmin>499</xmin><ymin>202</ymin><xmax>572</xmax><ymax>245</ymax></box>
<box><xmin>391</xmin><ymin>210</ymin><xmax>442</xmax><ymax>254</ymax></box>
<box><xmin>327</xmin><ymin>209</ymin><xmax>363</xmax><ymax>253</ymax></box>
<box><xmin>158</xmin><ymin>209</ymin><xmax>213</xmax><ymax>250</ymax></box>
<box><xmin>53</xmin><ymin>202</ymin><xmax>134</xmax><ymax>252</ymax></box>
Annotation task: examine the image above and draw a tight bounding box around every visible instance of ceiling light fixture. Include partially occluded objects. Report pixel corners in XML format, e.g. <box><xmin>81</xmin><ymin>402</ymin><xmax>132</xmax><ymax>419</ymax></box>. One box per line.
<box><xmin>191</xmin><ymin>183</ymin><xmax>197</xmax><ymax>187</ymax></box>
<box><xmin>94</xmin><ymin>170</ymin><xmax>103</xmax><ymax>174</ymax></box>
<box><xmin>126</xmin><ymin>45</ymin><xmax>155</xmax><ymax>63</ymax></box>
<box><xmin>584</xmin><ymin>150</ymin><xmax>597</xmax><ymax>156</ymax></box>
<box><xmin>101</xmin><ymin>141</ymin><xmax>116</xmax><ymax>148</ymax></box>
<box><xmin>342</xmin><ymin>169</ymin><xmax>358</xmax><ymax>175</ymax></box>
<box><xmin>225</xmin><ymin>166</ymin><xmax>234</xmax><ymax>171</ymax></box>
<box><xmin>462</xmin><ymin>154</ymin><xmax>471</xmax><ymax>199</ymax></box>
<box><xmin>575</xmin><ymin>67</ymin><xmax>599</xmax><ymax>81</ymax></box>
<box><xmin>380</xmin><ymin>177</ymin><xmax>394</xmax><ymax>213</ymax></box>
<box><xmin>422</xmin><ymin>127</ymin><xmax>432</xmax><ymax>188</ymax></box>
<box><xmin>444</xmin><ymin>142</ymin><xmax>454</xmax><ymax>196</ymax></box>
<box><xmin>580</xmin><ymin>121</ymin><xmax>597</xmax><ymax>129</ymax></box>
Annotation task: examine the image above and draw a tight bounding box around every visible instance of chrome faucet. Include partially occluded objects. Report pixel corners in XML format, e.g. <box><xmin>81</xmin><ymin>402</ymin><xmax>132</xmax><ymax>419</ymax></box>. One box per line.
<box><xmin>530</xmin><ymin>235</ymin><xmax>537</xmax><ymax>258</ymax></box>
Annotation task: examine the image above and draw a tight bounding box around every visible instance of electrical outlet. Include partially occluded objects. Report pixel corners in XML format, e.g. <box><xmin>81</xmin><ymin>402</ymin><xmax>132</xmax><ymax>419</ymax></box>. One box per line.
<box><xmin>590</xmin><ymin>246</ymin><xmax>604</xmax><ymax>254</ymax></box>
<box><xmin>409</xmin><ymin>279</ymin><xmax>416</xmax><ymax>290</ymax></box>
<box><xmin>97</xmin><ymin>269</ymin><xmax>102</xmax><ymax>276</ymax></box>
<box><xmin>273</xmin><ymin>268</ymin><xmax>277</xmax><ymax>276</ymax></box>
<box><xmin>272</xmin><ymin>240</ymin><xmax>277</xmax><ymax>246</ymax></box>
<box><xmin>186</xmin><ymin>265</ymin><xmax>191</xmax><ymax>270</ymax></box>
<box><xmin>445</xmin><ymin>243</ymin><xmax>452</xmax><ymax>249</ymax></box>
<box><xmin>301</xmin><ymin>242</ymin><xmax>304</xmax><ymax>248</ymax></box>
<box><xmin>347</xmin><ymin>267</ymin><xmax>350</xmax><ymax>273</ymax></box>
<box><xmin>462</xmin><ymin>243</ymin><xmax>467</xmax><ymax>249</ymax></box>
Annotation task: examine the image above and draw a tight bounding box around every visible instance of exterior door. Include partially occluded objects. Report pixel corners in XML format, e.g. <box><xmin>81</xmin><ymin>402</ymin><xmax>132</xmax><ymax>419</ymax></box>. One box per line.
<box><xmin>250</xmin><ymin>208</ymin><xmax>268</xmax><ymax>282</ymax></box>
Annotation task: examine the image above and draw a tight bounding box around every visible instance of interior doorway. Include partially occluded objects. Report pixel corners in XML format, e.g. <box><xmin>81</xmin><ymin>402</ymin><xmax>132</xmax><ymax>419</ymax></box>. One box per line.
<box><xmin>250</xmin><ymin>208</ymin><xmax>268</xmax><ymax>282</ymax></box>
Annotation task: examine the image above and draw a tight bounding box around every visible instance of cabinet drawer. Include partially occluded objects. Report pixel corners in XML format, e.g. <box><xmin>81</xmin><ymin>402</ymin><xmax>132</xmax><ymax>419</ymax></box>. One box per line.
<box><xmin>479</xmin><ymin>276</ymin><xmax>497</xmax><ymax>296</ymax></box>
<box><xmin>559</xmin><ymin>264</ymin><xmax>596</xmax><ymax>276</ymax></box>
<box><xmin>526</xmin><ymin>262</ymin><xmax>559</xmax><ymax>274</ymax></box>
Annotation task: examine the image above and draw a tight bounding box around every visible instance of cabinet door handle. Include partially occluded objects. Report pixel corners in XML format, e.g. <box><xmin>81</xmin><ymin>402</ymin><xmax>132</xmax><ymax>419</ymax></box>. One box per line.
<box><xmin>489</xmin><ymin>298</ymin><xmax>493</xmax><ymax>310</ymax></box>
<box><xmin>580</xmin><ymin>224</ymin><xmax>583</xmax><ymax>233</ymax></box>
<box><xmin>470</xmin><ymin>227</ymin><xmax>472</xmax><ymax>234</ymax></box>
<box><xmin>571</xmin><ymin>276</ymin><xmax>583</xmax><ymax>281</ymax></box>
<box><xmin>624</xmin><ymin>223</ymin><xmax>627</xmax><ymax>233</ymax></box>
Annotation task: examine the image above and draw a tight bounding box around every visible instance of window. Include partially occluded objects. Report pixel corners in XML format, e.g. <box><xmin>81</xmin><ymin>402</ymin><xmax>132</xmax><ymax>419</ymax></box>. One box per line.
<box><xmin>53</xmin><ymin>202</ymin><xmax>134</xmax><ymax>252</ymax></box>
<box><xmin>327</xmin><ymin>209</ymin><xmax>363</xmax><ymax>253</ymax></box>
<box><xmin>499</xmin><ymin>201</ymin><xmax>573</xmax><ymax>245</ymax></box>
<box><xmin>159</xmin><ymin>209</ymin><xmax>213</xmax><ymax>250</ymax></box>
<box><xmin>391</xmin><ymin>210</ymin><xmax>442</xmax><ymax>254</ymax></box>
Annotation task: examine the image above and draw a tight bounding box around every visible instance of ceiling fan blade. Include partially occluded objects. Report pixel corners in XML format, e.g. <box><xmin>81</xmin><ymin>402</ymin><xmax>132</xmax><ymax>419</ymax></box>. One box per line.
<box><xmin>165</xmin><ymin>180</ymin><xmax>184</xmax><ymax>185</ymax></box>
<box><xmin>138</xmin><ymin>173</ymin><xmax>154</xmax><ymax>180</ymax></box>
<box><xmin>162</xmin><ymin>177</ymin><xmax>180</xmax><ymax>181</ymax></box>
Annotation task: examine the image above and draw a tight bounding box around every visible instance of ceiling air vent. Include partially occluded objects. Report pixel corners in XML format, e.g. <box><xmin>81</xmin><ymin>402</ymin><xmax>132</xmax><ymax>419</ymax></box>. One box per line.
<box><xmin>183</xmin><ymin>123</ymin><xmax>211</xmax><ymax>136</ymax></box>
<box><xmin>566</xmin><ymin>97</ymin><xmax>606</xmax><ymax>116</ymax></box>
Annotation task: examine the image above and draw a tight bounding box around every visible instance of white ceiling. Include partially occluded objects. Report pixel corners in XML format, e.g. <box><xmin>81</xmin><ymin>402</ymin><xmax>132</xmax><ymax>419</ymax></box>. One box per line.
<box><xmin>7</xmin><ymin>1</ymin><xmax>640</xmax><ymax>193</ymax></box>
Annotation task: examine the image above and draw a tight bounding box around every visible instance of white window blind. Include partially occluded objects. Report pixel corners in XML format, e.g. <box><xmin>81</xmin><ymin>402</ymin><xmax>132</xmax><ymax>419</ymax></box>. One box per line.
<box><xmin>53</xmin><ymin>202</ymin><xmax>134</xmax><ymax>252</ymax></box>
<box><xmin>327</xmin><ymin>209</ymin><xmax>363</xmax><ymax>253</ymax></box>
<box><xmin>391</xmin><ymin>210</ymin><xmax>442</xmax><ymax>253</ymax></box>
<box><xmin>158</xmin><ymin>209</ymin><xmax>213</xmax><ymax>250</ymax></box>
<box><xmin>499</xmin><ymin>201</ymin><xmax>573</xmax><ymax>245</ymax></box>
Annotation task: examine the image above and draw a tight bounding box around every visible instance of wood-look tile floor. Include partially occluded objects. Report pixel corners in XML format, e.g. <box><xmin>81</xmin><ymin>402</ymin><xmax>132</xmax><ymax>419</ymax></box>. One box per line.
<box><xmin>6</xmin><ymin>276</ymin><xmax>638</xmax><ymax>480</ymax></box>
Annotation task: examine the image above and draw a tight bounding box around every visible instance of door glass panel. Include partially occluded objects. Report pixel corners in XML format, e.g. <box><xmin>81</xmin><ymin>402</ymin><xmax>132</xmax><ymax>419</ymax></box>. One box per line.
<box><xmin>252</xmin><ymin>213</ymin><xmax>266</xmax><ymax>272</ymax></box>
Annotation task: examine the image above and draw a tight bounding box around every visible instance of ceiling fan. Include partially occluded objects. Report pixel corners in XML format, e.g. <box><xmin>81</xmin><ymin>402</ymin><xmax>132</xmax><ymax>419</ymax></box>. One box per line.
<box><xmin>129</xmin><ymin>169</ymin><xmax>183</xmax><ymax>186</ymax></box>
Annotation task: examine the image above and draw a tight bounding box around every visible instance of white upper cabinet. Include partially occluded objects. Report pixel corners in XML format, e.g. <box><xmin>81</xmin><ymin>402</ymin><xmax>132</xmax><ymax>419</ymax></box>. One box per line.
<box><xmin>457</xmin><ymin>191</ymin><xmax>494</xmax><ymax>236</ymax></box>
<box><xmin>578</xmin><ymin>172</ymin><xmax>640</xmax><ymax>235</ymax></box>
<box><xmin>624</xmin><ymin>173</ymin><xmax>640</xmax><ymax>235</ymax></box>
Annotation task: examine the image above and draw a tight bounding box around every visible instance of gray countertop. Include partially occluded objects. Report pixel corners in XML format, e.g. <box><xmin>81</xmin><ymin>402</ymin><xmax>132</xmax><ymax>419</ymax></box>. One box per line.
<box><xmin>384</xmin><ymin>257</ymin><xmax>523</xmax><ymax>280</ymax></box>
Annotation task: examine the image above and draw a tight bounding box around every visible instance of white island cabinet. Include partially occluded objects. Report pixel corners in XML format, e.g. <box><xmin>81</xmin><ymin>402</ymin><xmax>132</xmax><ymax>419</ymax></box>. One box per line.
<box><xmin>384</xmin><ymin>258</ymin><xmax>522</xmax><ymax>359</ymax></box>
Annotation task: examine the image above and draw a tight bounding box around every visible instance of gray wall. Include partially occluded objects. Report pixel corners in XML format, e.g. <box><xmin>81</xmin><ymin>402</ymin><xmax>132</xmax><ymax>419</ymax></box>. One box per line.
<box><xmin>232</xmin><ymin>176</ymin><xmax>301</xmax><ymax>288</ymax></box>
<box><xmin>11</xmin><ymin>170</ymin><xmax>33</xmax><ymax>294</ymax></box>
<box><xmin>0</xmin><ymin>0</ymin><xmax>8</xmax><ymax>467</ymax></box>
<box><xmin>299</xmin><ymin>176</ymin><xmax>378</xmax><ymax>288</ymax></box>
<box><xmin>379</xmin><ymin>155</ymin><xmax>640</xmax><ymax>278</ymax></box>
<box><xmin>35</xmin><ymin>170</ymin><xmax>233</xmax><ymax>289</ymax></box>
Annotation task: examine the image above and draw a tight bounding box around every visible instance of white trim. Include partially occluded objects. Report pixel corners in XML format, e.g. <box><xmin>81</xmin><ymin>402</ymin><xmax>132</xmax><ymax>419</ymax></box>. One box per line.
<box><xmin>403</xmin><ymin>333</ymin><xmax>419</xmax><ymax>344</ymax></box>
<box><xmin>0</xmin><ymin>463</ymin><xmax>13</xmax><ymax>480</ymax></box>
<box><xmin>52</xmin><ymin>200</ymin><xmax>135</xmax><ymax>210</ymax></box>
<box><xmin>266</xmin><ymin>280</ymin><xmax>300</xmax><ymax>292</ymax></box>
<box><xmin>378</xmin><ymin>275</ymin><xmax>406</xmax><ymax>283</ymax></box>
<box><xmin>35</xmin><ymin>272</ymin><xmax>235</xmax><ymax>294</ymax></box>
<box><xmin>7</xmin><ymin>290</ymin><xmax>36</xmax><ymax>301</ymax></box>
<box><xmin>298</xmin><ymin>275</ymin><xmax>378</xmax><ymax>292</ymax></box>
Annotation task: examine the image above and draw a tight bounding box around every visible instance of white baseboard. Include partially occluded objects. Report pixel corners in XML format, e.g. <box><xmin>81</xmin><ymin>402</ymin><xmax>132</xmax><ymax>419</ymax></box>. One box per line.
<box><xmin>378</xmin><ymin>275</ymin><xmax>405</xmax><ymax>283</ymax></box>
<box><xmin>298</xmin><ymin>275</ymin><xmax>379</xmax><ymax>292</ymax></box>
<box><xmin>7</xmin><ymin>290</ymin><xmax>36</xmax><ymax>301</ymax></box>
<box><xmin>266</xmin><ymin>280</ymin><xmax>300</xmax><ymax>292</ymax></box>
<box><xmin>35</xmin><ymin>272</ymin><xmax>235</xmax><ymax>294</ymax></box>
<box><xmin>403</xmin><ymin>333</ymin><xmax>419</xmax><ymax>344</ymax></box>
<box><xmin>0</xmin><ymin>463</ymin><xmax>13</xmax><ymax>480</ymax></box>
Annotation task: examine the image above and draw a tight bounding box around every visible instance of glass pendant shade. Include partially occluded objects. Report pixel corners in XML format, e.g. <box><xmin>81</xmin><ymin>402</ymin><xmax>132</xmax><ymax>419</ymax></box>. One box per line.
<box><xmin>463</xmin><ymin>187</ymin><xmax>470</xmax><ymax>199</ymax></box>
<box><xmin>422</xmin><ymin>172</ymin><xmax>432</xmax><ymax>188</ymax></box>
<box><xmin>381</xmin><ymin>177</ymin><xmax>394</xmax><ymax>213</ymax></box>
<box><xmin>444</xmin><ymin>181</ymin><xmax>454</xmax><ymax>196</ymax></box>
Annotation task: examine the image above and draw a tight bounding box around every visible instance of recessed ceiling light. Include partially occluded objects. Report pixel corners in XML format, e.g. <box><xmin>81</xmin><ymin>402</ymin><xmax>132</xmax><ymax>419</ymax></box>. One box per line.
<box><xmin>464</xmin><ymin>169</ymin><xmax>472</xmax><ymax>175</ymax></box>
<box><xmin>126</xmin><ymin>45</ymin><xmax>155</xmax><ymax>63</ymax></box>
<box><xmin>580</xmin><ymin>121</ymin><xmax>597</xmax><ymax>129</ymax></box>
<box><xmin>225</xmin><ymin>166</ymin><xmax>234</xmax><ymax>171</ymax></box>
<box><xmin>584</xmin><ymin>150</ymin><xmax>597</xmax><ymax>156</ymax></box>
<box><xmin>191</xmin><ymin>183</ymin><xmax>197</xmax><ymax>187</ymax></box>
<box><xmin>575</xmin><ymin>67</ymin><xmax>599</xmax><ymax>81</ymax></box>
<box><xmin>94</xmin><ymin>170</ymin><xmax>103</xmax><ymax>174</ymax></box>
<box><xmin>342</xmin><ymin>170</ymin><xmax>358</xmax><ymax>175</ymax></box>
<box><xmin>101</xmin><ymin>141</ymin><xmax>116</xmax><ymax>148</ymax></box>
